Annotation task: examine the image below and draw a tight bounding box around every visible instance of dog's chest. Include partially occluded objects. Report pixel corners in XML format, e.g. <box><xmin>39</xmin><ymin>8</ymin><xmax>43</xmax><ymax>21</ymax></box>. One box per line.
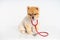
<box><xmin>24</xmin><ymin>17</ymin><xmax>37</xmax><ymax>27</ymax></box>
<box><xmin>27</xmin><ymin>20</ymin><xmax>34</xmax><ymax>27</ymax></box>
<box><xmin>24</xmin><ymin>20</ymin><xmax>33</xmax><ymax>27</ymax></box>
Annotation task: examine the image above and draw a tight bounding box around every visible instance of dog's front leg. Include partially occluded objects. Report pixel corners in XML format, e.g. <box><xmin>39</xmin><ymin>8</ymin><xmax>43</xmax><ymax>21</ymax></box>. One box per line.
<box><xmin>25</xmin><ymin>24</ymin><xmax>33</xmax><ymax>35</ymax></box>
<box><xmin>32</xmin><ymin>24</ymin><xmax>39</xmax><ymax>36</ymax></box>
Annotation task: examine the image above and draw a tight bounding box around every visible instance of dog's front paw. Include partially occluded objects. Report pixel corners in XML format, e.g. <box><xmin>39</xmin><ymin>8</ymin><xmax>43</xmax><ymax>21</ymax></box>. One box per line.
<box><xmin>33</xmin><ymin>33</ymin><xmax>37</xmax><ymax>36</ymax></box>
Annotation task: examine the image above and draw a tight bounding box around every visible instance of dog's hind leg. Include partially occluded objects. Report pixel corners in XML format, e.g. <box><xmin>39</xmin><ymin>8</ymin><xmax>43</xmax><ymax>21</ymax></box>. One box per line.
<box><xmin>18</xmin><ymin>25</ymin><xmax>25</xmax><ymax>34</ymax></box>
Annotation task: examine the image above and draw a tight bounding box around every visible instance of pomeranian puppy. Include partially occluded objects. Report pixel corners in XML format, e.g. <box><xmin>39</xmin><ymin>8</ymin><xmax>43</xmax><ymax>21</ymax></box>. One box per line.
<box><xmin>18</xmin><ymin>6</ymin><xmax>39</xmax><ymax>36</ymax></box>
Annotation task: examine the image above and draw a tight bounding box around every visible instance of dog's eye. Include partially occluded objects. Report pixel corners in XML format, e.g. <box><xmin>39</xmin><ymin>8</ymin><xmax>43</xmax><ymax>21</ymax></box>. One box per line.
<box><xmin>28</xmin><ymin>14</ymin><xmax>32</xmax><ymax>16</ymax></box>
<box><xmin>34</xmin><ymin>14</ymin><xmax>36</xmax><ymax>15</ymax></box>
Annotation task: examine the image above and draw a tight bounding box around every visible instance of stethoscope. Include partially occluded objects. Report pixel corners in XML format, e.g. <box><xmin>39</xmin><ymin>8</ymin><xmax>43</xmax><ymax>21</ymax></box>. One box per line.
<box><xmin>31</xmin><ymin>20</ymin><xmax>48</xmax><ymax>37</ymax></box>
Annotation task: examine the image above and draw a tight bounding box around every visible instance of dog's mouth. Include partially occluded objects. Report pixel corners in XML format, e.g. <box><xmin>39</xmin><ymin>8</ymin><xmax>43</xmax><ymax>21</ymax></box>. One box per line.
<box><xmin>31</xmin><ymin>19</ymin><xmax>38</xmax><ymax>26</ymax></box>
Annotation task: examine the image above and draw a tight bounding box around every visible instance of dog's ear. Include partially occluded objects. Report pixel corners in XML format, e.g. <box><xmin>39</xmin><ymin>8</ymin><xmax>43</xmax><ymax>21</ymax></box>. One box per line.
<box><xmin>35</xmin><ymin>7</ymin><xmax>39</xmax><ymax>10</ymax></box>
<box><xmin>27</xmin><ymin>6</ymin><xmax>29</xmax><ymax>10</ymax></box>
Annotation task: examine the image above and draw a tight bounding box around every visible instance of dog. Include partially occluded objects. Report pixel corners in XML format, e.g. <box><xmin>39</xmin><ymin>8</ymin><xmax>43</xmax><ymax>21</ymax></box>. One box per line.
<box><xmin>18</xmin><ymin>6</ymin><xmax>39</xmax><ymax>36</ymax></box>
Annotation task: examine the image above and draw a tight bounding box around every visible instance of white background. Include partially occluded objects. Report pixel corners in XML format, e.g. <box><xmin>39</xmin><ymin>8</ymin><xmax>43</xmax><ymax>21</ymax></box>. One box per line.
<box><xmin>0</xmin><ymin>0</ymin><xmax>60</xmax><ymax>40</ymax></box>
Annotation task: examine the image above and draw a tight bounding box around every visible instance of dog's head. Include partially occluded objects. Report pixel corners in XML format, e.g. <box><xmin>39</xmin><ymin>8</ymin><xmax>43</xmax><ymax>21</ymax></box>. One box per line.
<box><xmin>27</xmin><ymin>6</ymin><xmax>39</xmax><ymax>20</ymax></box>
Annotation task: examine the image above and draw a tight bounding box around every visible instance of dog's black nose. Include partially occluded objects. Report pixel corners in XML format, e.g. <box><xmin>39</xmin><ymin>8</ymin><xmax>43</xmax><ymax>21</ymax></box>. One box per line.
<box><xmin>32</xmin><ymin>16</ymin><xmax>34</xmax><ymax>19</ymax></box>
